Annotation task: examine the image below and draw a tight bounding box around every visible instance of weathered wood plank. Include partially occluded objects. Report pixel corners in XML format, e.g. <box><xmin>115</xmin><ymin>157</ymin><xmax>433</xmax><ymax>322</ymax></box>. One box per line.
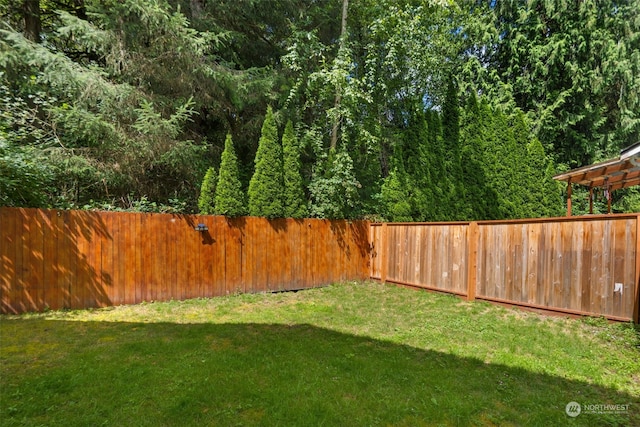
<box><xmin>0</xmin><ymin>208</ymin><xmax>17</xmax><ymax>313</ymax></box>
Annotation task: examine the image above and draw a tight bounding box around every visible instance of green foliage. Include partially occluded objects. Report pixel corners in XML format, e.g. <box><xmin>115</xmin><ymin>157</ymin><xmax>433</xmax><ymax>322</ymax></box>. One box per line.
<box><xmin>461</xmin><ymin>0</ymin><xmax>640</xmax><ymax>166</ymax></box>
<box><xmin>198</xmin><ymin>167</ymin><xmax>218</xmax><ymax>215</ymax></box>
<box><xmin>248</xmin><ymin>106</ymin><xmax>284</xmax><ymax>218</ymax></box>
<box><xmin>309</xmin><ymin>149</ymin><xmax>361</xmax><ymax>219</ymax></box>
<box><xmin>459</xmin><ymin>94</ymin><xmax>499</xmax><ymax>220</ymax></box>
<box><xmin>282</xmin><ymin>120</ymin><xmax>308</xmax><ymax>218</ymax></box>
<box><xmin>2</xmin><ymin>0</ymin><xmax>630</xmax><ymax>218</ymax></box>
<box><xmin>441</xmin><ymin>77</ymin><xmax>467</xmax><ymax>220</ymax></box>
<box><xmin>613</xmin><ymin>188</ymin><xmax>640</xmax><ymax>214</ymax></box>
<box><xmin>0</xmin><ymin>139</ymin><xmax>52</xmax><ymax>207</ymax></box>
<box><xmin>527</xmin><ymin>138</ymin><xmax>564</xmax><ymax>217</ymax></box>
<box><xmin>380</xmin><ymin>167</ymin><xmax>413</xmax><ymax>222</ymax></box>
<box><xmin>214</xmin><ymin>134</ymin><xmax>247</xmax><ymax>217</ymax></box>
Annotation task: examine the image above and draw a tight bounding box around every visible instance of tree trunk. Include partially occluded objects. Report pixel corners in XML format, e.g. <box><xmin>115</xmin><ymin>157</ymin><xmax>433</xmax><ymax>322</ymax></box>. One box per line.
<box><xmin>73</xmin><ymin>0</ymin><xmax>87</xmax><ymax>20</ymax></box>
<box><xmin>23</xmin><ymin>0</ymin><xmax>41</xmax><ymax>42</ymax></box>
<box><xmin>329</xmin><ymin>0</ymin><xmax>348</xmax><ymax>151</ymax></box>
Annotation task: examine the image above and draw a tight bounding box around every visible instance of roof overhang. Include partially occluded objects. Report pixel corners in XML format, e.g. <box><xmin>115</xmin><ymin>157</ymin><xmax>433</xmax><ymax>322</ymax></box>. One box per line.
<box><xmin>553</xmin><ymin>142</ymin><xmax>640</xmax><ymax>191</ymax></box>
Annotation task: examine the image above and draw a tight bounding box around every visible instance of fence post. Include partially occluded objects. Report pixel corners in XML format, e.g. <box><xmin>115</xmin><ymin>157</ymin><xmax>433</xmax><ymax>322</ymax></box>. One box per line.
<box><xmin>635</xmin><ymin>214</ymin><xmax>640</xmax><ymax>324</ymax></box>
<box><xmin>380</xmin><ymin>223</ymin><xmax>388</xmax><ymax>283</ymax></box>
<box><xmin>467</xmin><ymin>222</ymin><xmax>478</xmax><ymax>301</ymax></box>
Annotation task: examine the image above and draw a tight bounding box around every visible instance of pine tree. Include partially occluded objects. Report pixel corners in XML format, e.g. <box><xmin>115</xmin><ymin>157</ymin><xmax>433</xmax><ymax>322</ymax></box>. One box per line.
<box><xmin>198</xmin><ymin>166</ymin><xmax>217</xmax><ymax>214</ymax></box>
<box><xmin>282</xmin><ymin>120</ymin><xmax>308</xmax><ymax>218</ymax></box>
<box><xmin>248</xmin><ymin>106</ymin><xmax>284</xmax><ymax>218</ymax></box>
<box><xmin>214</xmin><ymin>134</ymin><xmax>247</xmax><ymax>217</ymax></box>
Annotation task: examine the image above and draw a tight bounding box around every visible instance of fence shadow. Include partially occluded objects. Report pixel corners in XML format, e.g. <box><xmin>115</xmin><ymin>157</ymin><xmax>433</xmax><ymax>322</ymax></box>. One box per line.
<box><xmin>1</xmin><ymin>319</ymin><xmax>638</xmax><ymax>425</ymax></box>
<box><xmin>1</xmin><ymin>209</ymin><xmax>372</xmax><ymax>314</ymax></box>
<box><xmin>1</xmin><ymin>208</ymin><xmax>112</xmax><ymax>313</ymax></box>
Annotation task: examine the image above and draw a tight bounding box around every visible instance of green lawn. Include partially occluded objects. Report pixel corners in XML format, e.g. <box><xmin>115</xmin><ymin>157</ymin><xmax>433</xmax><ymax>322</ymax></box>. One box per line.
<box><xmin>1</xmin><ymin>281</ymin><xmax>638</xmax><ymax>426</ymax></box>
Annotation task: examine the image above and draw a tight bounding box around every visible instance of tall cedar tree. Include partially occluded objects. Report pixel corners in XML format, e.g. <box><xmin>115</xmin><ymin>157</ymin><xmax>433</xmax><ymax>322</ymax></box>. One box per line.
<box><xmin>198</xmin><ymin>166</ymin><xmax>217</xmax><ymax>214</ymax></box>
<box><xmin>490</xmin><ymin>110</ymin><xmax>521</xmax><ymax>218</ymax></box>
<box><xmin>424</xmin><ymin>110</ymin><xmax>450</xmax><ymax>221</ymax></box>
<box><xmin>441</xmin><ymin>77</ymin><xmax>467</xmax><ymax>219</ymax></box>
<box><xmin>248</xmin><ymin>106</ymin><xmax>284</xmax><ymax>218</ymax></box>
<box><xmin>402</xmin><ymin>107</ymin><xmax>433</xmax><ymax>221</ymax></box>
<box><xmin>215</xmin><ymin>134</ymin><xmax>247</xmax><ymax>217</ymax></box>
<box><xmin>460</xmin><ymin>94</ymin><xmax>497</xmax><ymax>220</ymax></box>
<box><xmin>527</xmin><ymin>138</ymin><xmax>564</xmax><ymax>217</ymax></box>
<box><xmin>282</xmin><ymin>120</ymin><xmax>308</xmax><ymax>218</ymax></box>
<box><xmin>510</xmin><ymin>111</ymin><xmax>536</xmax><ymax>218</ymax></box>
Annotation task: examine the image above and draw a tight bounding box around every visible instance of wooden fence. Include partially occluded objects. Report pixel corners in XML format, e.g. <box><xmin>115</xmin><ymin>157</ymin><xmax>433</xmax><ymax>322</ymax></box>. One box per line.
<box><xmin>370</xmin><ymin>215</ymin><xmax>640</xmax><ymax>322</ymax></box>
<box><xmin>0</xmin><ymin>208</ymin><xmax>370</xmax><ymax>314</ymax></box>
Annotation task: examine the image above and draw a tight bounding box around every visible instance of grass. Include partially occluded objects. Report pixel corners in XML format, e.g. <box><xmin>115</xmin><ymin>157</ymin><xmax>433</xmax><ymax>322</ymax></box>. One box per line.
<box><xmin>1</xmin><ymin>281</ymin><xmax>639</xmax><ymax>426</ymax></box>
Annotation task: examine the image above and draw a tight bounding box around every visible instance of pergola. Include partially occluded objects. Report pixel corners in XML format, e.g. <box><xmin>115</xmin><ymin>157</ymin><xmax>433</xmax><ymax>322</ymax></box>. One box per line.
<box><xmin>553</xmin><ymin>142</ymin><xmax>640</xmax><ymax>216</ymax></box>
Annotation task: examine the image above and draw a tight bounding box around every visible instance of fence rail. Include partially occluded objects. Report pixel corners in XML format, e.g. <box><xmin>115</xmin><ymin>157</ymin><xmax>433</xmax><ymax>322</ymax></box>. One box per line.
<box><xmin>370</xmin><ymin>215</ymin><xmax>640</xmax><ymax>322</ymax></box>
<box><xmin>0</xmin><ymin>208</ymin><xmax>370</xmax><ymax>314</ymax></box>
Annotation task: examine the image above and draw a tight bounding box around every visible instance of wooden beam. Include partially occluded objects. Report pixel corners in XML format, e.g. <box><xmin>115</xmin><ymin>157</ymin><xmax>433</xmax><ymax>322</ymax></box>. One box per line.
<box><xmin>467</xmin><ymin>222</ymin><xmax>478</xmax><ymax>301</ymax></box>
<box><xmin>634</xmin><ymin>214</ymin><xmax>640</xmax><ymax>324</ymax></box>
<box><xmin>566</xmin><ymin>182</ymin><xmax>572</xmax><ymax>217</ymax></box>
<box><xmin>589</xmin><ymin>187</ymin><xmax>594</xmax><ymax>214</ymax></box>
<box><xmin>380</xmin><ymin>223</ymin><xmax>387</xmax><ymax>283</ymax></box>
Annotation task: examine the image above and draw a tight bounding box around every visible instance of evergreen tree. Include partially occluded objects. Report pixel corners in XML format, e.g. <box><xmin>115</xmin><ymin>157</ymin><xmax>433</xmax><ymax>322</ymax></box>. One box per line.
<box><xmin>441</xmin><ymin>77</ymin><xmax>467</xmax><ymax>219</ymax></box>
<box><xmin>509</xmin><ymin>111</ymin><xmax>536</xmax><ymax>218</ymax></box>
<box><xmin>527</xmin><ymin>138</ymin><xmax>564</xmax><ymax>217</ymax></box>
<box><xmin>214</xmin><ymin>134</ymin><xmax>247</xmax><ymax>217</ymax></box>
<box><xmin>380</xmin><ymin>167</ymin><xmax>413</xmax><ymax>222</ymax></box>
<box><xmin>248</xmin><ymin>106</ymin><xmax>284</xmax><ymax>218</ymax></box>
<box><xmin>282</xmin><ymin>120</ymin><xmax>308</xmax><ymax>218</ymax></box>
<box><xmin>424</xmin><ymin>110</ymin><xmax>450</xmax><ymax>221</ymax></box>
<box><xmin>490</xmin><ymin>109</ymin><xmax>521</xmax><ymax>218</ymax></box>
<box><xmin>402</xmin><ymin>107</ymin><xmax>433</xmax><ymax>221</ymax></box>
<box><xmin>198</xmin><ymin>166</ymin><xmax>217</xmax><ymax>214</ymax></box>
<box><xmin>543</xmin><ymin>162</ymin><xmax>564</xmax><ymax>217</ymax></box>
<box><xmin>459</xmin><ymin>94</ymin><xmax>499</xmax><ymax>220</ymax></box>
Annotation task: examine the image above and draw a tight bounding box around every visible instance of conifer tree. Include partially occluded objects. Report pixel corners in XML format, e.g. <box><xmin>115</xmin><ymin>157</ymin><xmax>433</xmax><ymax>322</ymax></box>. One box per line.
<box><xmin>214</xmin><ymin>134</ymin><xmax>247</xmax><ymax>217</ymax></box>
<box><xmin>527</xmin><ymin>138</ymin><xmax>563</xmax><ymax>217</ymax></box>
<box><xmin>509</xmin><ymin>111</ymin><xmax>536</xmax><ymax>218</ymax></box>
<box><xmin>282</xmin><ymin>120</ymin><xmax>308</xmax><ymax>218</ymax></box>
<box><xmin>198</xmin><ymin>166</ymin><xmax>217</xmax><ymax>214</ymax></box>
<box><xmin>459</xmin><ymin>94</ymin><xmax>499</xmax><ymax>220</ymax></box>
<box><xmin>441</xmin><ymin>77</ymin><xmax>467</xmax><ymax>219</ymax></box>
<box><xmin>490</xmin><ymin>109</ymin><xmax>521</xmax><ymax>218</ymax></box>
<box><xmin>380</xmin><ymin>165</ymin><xmax>413</xmax><ymax>222</ymax></box>
<box><xmin>248</xmin><ymin>106</ymin><xmax>284</xmax><ymax>218</ymax></box>
<box><xmin>402</xmin><ymin>107</ymin><xmax>432</xmax><ymax>221</ymax></box>
<box><xmin>424</xmin><ymin>110</ymin><xmax>450</xmax><ymax>221</ymax></box>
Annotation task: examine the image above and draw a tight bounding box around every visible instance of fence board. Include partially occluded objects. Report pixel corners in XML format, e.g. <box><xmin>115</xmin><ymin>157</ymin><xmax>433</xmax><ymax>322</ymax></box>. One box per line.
<box><xmin>0</xmin><ymin>209</ymin><xmax>17</xmax><ymax>313</ymax></box>
<box><xmin>371</xmin><ymin>215</ymin><xmax>639</xmax><ymax>322</ymax></box>
<box><xmin>0</xmin><ymin>208</ymin><xmax>369</xmax><ymax>314</ymax></box>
